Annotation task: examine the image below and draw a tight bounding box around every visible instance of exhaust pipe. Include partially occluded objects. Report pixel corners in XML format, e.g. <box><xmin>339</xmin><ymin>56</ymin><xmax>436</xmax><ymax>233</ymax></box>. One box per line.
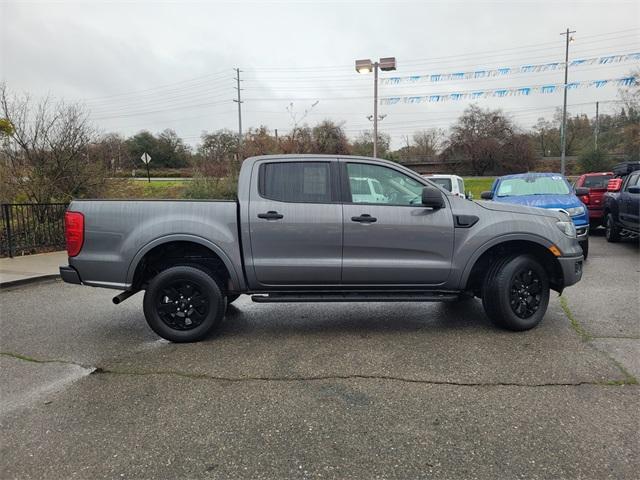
<box><xmin>113</xmin><ymin>290</ymin><xmax>138</xmax><ymax>305</ymax></box>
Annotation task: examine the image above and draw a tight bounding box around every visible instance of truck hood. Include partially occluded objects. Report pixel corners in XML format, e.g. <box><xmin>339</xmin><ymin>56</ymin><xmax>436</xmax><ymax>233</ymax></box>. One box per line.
<box><xmin>492</xmin><ymin>194</ymin><xmax>582</xmax><ymax>212</ymax></box>
<box><xmin>475</xmin><ymin>199</ymin><xmax>563</xmax><ymax>219</ymax></box>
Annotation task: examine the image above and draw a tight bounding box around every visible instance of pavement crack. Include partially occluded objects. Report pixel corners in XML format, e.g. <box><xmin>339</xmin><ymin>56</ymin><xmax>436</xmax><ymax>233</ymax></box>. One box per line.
<box><xmin>0</xmin><ymin>351</ymin><xmax>94</xmax><ymax>371</ymax></box>
<box><xmin>89</xmin><ymin>367</ymin><xmax>638</xmax><ymax>387</ymax></box>
<box><xmin>558</xmin><ymin>298</ymin><xmax>638</xmax><ymax>385</ymax></box>
<box><xmin>559</xmin><ymin>296</ymin><xmax>592</xmax><ymax>341</ymax></box>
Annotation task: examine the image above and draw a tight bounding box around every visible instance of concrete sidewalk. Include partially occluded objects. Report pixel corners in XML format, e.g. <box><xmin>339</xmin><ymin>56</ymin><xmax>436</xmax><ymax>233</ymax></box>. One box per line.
<box><xmin>0</xmin><ymin>251</ymin><xmax>67</xmax><ymax>286</ymax></box>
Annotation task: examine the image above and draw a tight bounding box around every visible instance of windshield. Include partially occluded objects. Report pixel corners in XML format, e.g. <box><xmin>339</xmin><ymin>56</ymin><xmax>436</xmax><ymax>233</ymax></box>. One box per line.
<box><xmin>428</xmin><ymin>177</ymin><xmax>452</xmax><ymax>192</ymax></box>
<box><xmin>496</xmin><ymin>176</ymin><xmax>571</xmax><ymax>197</ymax></box>
<box><xmin>583</xmin><ymin>175</ymin><xmax>613</xmax><ymax>188</ymax></box>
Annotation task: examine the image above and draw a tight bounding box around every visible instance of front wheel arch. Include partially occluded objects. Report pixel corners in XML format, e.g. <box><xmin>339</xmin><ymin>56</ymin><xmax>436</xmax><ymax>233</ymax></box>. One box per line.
<box><xmin>464</xmin><ymin>239</ymin><xmax>563</xmax><ymax>296</ymax></box>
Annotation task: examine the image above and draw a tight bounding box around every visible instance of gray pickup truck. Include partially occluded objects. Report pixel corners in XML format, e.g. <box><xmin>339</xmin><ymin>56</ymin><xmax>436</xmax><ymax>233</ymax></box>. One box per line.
<box><xmin>60</xmin><ymin>155</ymin><xmax>584</xmax><ymax>342</ymax></box>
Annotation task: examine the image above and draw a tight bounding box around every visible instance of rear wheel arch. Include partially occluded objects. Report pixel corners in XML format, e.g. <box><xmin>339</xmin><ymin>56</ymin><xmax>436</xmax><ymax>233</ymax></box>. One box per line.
<box><xmin>463</xmin><ymin>239</ymin><xmax>564</xmax><ymax>296</ymax></box>
<box><xmin>127</xmin><ymin>236</ymin><xmax>242</xmax><ymax>293</ymax></box>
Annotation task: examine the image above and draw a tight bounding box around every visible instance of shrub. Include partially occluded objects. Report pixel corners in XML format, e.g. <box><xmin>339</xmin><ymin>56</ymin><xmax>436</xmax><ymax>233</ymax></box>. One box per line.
<box><xmin>183</xmin><ymin>175</ymin><xmax>237</xmax><ymax>200</ymax></box>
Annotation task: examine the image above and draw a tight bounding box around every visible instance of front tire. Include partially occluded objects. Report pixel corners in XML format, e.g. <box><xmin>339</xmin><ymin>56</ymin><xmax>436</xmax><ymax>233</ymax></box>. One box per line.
<box><xmin>143</xmin><ymin>266</ymin><xmax>226</xmax><ymax>342</ymax></box>
<box><xmin>605</xmin><ymin>213</ymin><xmax>621</xmax><ymax>243</ymax></box>
<box><xmin>579</xmin><ymin>239</ymin><xmax>589</xmax><ymax>260</ymax></box>
<box><xmin>482</xmin><ymin>255</ymin><xmax>550</xmax><ymax>331</ymax></box>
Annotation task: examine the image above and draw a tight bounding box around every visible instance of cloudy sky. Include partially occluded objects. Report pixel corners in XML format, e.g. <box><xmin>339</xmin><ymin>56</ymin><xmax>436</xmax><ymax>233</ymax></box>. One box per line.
<box><xmin>1</xmin><ymin>0</ymin><xmax>638</xmax><ymax>148</ymax></box>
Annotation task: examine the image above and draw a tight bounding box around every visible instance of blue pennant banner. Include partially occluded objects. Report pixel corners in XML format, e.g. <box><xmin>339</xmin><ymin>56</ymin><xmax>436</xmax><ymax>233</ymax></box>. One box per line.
<box><xmin>381</xmin><ymin>53</ymin><xmax>640</xmax><ymax>85</ymax></box>
<box><xmin>379</xmin><ymin>77</ymin><xmax>637</xmax><ymax>105</ymax></box>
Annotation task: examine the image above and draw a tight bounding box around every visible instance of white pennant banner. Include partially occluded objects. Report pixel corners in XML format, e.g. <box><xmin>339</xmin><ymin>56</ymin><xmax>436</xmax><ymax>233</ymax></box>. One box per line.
<box><xmin>379</xmin><ymin>77</ymin><xmax>637</xmax><ymax>105</ymax></box>
<box><xmin>382</xmin><ymin>53</ymin><xmax>640</xmax><ymax>86</ymax></box>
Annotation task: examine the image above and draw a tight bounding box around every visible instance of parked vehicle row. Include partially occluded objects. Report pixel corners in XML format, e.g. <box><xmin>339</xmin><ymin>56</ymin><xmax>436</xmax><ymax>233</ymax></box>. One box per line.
<box><xmin>60</xmin><ymin>155</ymin><xmax>584</xmax><ymax>342</ymax></box>
<box><xmin>480</xmin><ymin>173</ymin><xmax>590</xmax><ymax>259</ymax></box>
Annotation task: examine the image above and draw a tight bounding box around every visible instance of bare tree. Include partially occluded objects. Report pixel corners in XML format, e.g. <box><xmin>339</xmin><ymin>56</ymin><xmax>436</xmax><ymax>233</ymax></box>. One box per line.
<box><xmin>0</xmin><ymin>83</ymin><xmax>105</xmax><ymax>203</ymax></box>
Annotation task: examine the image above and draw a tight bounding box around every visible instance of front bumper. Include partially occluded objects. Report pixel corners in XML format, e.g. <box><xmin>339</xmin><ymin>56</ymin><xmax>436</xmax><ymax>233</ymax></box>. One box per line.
<box><xmin>59</xmin><ymin>265</ymin><xmax>82</xmax><ymax>285</ymax></box>
<box><xmin>558</xmin><ymin>255</ymin><xmax>584</xmax><ymax>288</ymax></box>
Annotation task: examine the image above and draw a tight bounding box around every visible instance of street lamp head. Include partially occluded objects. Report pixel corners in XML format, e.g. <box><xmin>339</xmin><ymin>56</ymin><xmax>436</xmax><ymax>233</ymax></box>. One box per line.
<box><xmin>355</xmin><ymin>59</ymin><xmax>373</xmax><ymax>74</ymax></box>
<box><xmin>379</xmin><ymin>57</ymin><xmax>396</xmax><ymax>71</ymax></box>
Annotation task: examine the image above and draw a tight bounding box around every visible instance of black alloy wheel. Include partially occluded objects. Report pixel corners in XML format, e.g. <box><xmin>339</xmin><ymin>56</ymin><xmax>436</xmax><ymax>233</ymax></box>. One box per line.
<box><xmin>156</xmin><ymin>280</ymin><xmax>209</xmax><ymax>330</ymax></box>
<box><xmin>508</xmin><ymin>268</ymin><xmax>542</xmax><ymax>319</ymax></box>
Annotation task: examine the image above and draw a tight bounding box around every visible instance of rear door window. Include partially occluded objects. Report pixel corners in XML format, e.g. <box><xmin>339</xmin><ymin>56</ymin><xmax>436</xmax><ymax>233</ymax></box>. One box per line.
<box><xmin>260</xmin><ymin>162</ymin><xmax>332</xmax><ymax>203</ymax></box>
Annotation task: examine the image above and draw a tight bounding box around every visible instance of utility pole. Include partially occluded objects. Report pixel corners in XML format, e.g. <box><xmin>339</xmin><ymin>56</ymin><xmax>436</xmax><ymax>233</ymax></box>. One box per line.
<box><xmin>559</xmin><ymin>28</ymin><xmax>576</xmax><ymax>176</ymax></box>
<box><xmin>233</xmin><ymin>68</ymin><xmax>243</xmax><ymax>158</ymax></box>
<box><xmin>595</xmin><ymin>101</ymin><xmax>599</xmax><ymax>150</ymax></box>
<box><xmin>373</xmin><ymin>62</ymin><xmax>379</xmax><ymax>157</ymax></box>
<box><xmin>274</xmin><ymin>128</ymin><xmax>278</xmax><ymax>145</ymax></box>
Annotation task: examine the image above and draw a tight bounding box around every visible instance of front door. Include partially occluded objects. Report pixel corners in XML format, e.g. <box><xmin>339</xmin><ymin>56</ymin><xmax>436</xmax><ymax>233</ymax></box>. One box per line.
<box><xmin>248</xmin><ymin>160</ymin><xmax>342</xmax><ymax>287</ymax></box>
<box><xmin>341</xmin><ymin>161</ymin><xmax>454</xmax><ymax>286</ymax></box>
<box><xmin>619</xmin><ymin>172</ymin><xmax>640</xmax><ymax>229</ymax></box>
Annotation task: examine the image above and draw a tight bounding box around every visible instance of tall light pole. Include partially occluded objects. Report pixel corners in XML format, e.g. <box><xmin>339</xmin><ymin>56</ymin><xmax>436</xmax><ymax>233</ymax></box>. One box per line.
<box><xmin>560</xmin><ymin>28</ymin><xmax>575</xmax><ymax>176</ymax></box>
<box><xmin>355</xmin><ymin>57</ymin><xmax>396</xmax><ymax>157</ymax></box>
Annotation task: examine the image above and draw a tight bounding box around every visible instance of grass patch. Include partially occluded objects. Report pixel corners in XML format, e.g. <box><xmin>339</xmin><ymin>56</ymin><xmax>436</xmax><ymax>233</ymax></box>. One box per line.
<box><xmin>464</xmin><ymin>177</ymin><xmax>494</xmax><ymax>198</ymax></box>
<box><xmin>559</xmin><ymin>295</ymin><xmax>592</xmax><ymax>341</ymax></box>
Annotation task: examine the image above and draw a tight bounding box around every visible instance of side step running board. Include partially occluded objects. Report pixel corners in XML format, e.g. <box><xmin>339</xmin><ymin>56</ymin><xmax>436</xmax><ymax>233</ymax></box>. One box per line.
<box><xmin>251</xmin><ymin>291</ymin><xmax>461</xmax><ymax>303</ymax></box>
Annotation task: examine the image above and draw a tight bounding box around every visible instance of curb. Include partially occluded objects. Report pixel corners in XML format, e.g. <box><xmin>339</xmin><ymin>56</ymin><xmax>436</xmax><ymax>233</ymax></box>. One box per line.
<box><xmin>0</xmin><ymin>274</ymin><xmax>61</xmax><ymax>289</ymax></box>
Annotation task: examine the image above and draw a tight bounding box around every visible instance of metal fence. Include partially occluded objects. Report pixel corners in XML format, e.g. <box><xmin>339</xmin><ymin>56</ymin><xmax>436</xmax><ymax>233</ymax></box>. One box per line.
<box><xmin>0</xmin><ymin>203</ymin><xmax>69</xmax><ymax>258</ymax></box>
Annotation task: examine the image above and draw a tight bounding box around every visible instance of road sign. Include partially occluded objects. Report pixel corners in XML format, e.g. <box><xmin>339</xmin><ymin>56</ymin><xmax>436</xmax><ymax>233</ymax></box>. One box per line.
<box><xmin>141</xmin><ymin>152</ymin><xmax>151</xmax><ymax>182</ymax></box>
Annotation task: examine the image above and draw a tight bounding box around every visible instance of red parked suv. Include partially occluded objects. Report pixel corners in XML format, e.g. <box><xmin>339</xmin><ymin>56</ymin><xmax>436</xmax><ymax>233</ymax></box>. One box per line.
<box><xmin>574</xmin><ymin>172</ymin><xmax>614</xmax><ymax>229</ymax></box>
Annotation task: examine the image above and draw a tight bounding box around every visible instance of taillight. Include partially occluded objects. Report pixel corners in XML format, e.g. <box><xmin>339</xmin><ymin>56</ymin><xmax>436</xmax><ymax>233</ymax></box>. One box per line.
<box><xmin>607</xmin><ymin>178</ymin><xmax>623</xmax><ymax>192</ymax></box>
<box><xmin>580</xmin><ymin>195</ymin><xmax>590</xmax><ymax>205</ymax></box>
<box><xmin>65</xmin><ymin>211</ymin><xmax>84</xmax><ymax>257</ymax></box>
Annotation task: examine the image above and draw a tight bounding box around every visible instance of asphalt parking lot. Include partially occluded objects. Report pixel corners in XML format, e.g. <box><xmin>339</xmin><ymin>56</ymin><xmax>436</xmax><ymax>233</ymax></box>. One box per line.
<box><xmin>1</xmin><ymin>232</ymin><xmax>638</xmax><ymax>479</ymax></box>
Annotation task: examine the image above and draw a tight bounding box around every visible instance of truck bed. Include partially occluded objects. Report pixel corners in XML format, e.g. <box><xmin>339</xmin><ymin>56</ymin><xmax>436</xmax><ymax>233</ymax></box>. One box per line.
<box><xmin>67</xmin><ymin>199</ymin><xmax>242</xmax><ymax>290</ymax></box>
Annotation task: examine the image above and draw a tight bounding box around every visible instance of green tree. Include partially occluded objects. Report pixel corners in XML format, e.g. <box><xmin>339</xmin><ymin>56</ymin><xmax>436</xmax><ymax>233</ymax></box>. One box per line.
<box><xmin>351</xmin><ymin>130</ymin><xmax>391</xmax><ymax>158</ymax></box>
<box><xmin>312</xmin><ymin>120</ymin><xmax>350</xmax><ymax>154</ymax></box>
<box><xmin>0</xmin><ymin>118</ymin><xmax>13</xmax><ymax>136</ymax></box>
<box><xmin>577</xmin><ymin>147</ymin><xmax>613</xmax><ymax>173</ymax></box>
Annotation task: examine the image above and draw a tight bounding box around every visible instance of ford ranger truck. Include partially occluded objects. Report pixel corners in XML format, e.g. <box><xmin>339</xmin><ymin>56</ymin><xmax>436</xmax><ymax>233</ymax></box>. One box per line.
<box><xmin>60</xmin><ymin>155</ymin><xmax>584</xmax><ymax>342</ymax></box>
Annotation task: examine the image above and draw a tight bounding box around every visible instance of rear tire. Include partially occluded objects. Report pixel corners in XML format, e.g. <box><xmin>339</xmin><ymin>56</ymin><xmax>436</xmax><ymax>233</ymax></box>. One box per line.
<box><xmin>143</xmin><ymin>265</ymin><xmax>226</xmax><ymax>342</ymax></box>
<box><xmin>605</xmin><ymin>213</ymin><xmax>621</xmax><ymax>243</ymax></box>
<box><xmin>482</xmin><ymin>255</ymin><xmax>550</xmax><ymax>331</ymax></box>
<box><xmin>579</xmin><ymin>239</ymin><xmax>589</xmax><ymax>260</ymax></box>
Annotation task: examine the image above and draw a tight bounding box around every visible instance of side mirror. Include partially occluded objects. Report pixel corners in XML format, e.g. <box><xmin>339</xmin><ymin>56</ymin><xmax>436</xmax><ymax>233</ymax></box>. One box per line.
<box><xmin>575</xmin><ymin>187</ymin><xmax>589</xmax><ymax>196</ymax></box>
<box><xmin>607</xmin><ymin>178</ymin><xmax>623</xmax><ymax>192</ymax></box>
<box><xmin>421</xmin><ymin>186</ymin><xmax>444</xmax><ymax>209</ymax></box>
<box><xmin>629</xmin><ymin>186</ymin><xmax>640</xmax><ymax>194</ymax></box>
<box><xmin>480</xmin><ymin>191</ymin><xmax>493</xmax><ymax>200</ymax></box>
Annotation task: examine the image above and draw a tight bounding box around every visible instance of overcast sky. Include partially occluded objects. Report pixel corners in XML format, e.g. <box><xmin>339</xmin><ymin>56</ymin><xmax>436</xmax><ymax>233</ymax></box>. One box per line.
<box><xmin>1</xmin><ymin>0</ymin><xmax>638</xmax><ymax>148</ymax></box>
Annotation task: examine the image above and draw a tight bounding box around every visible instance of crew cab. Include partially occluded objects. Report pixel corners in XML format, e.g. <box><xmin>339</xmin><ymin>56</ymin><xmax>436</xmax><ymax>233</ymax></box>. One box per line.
<box><xmin>602</xmin><ymin>161</ymin><xmax>640</xmax><ymax>242</ymax></box>
<box><xmin>573</xmin><ymin>172</ymin><xmax>613</xmax><ymax>230</ymax></box>
<box><xmin>60</xmin><ymin>155</ymin><xmax>584</xmax><ymax>342</ymax></box>
<box><xmin>481</xmin><ymin>173</ymin><xmax>590</xmax><ymax>259</ymax></box>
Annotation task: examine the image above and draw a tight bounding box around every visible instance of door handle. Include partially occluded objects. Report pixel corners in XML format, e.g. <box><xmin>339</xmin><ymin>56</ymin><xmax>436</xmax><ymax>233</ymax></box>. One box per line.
<box><xmin>257</xmin><ymin>211</ymin><xmax>284</xmax><ymax>220</ymax></box>
<box><xmin>351</xmin><ymin>214</ymin><xmax>377</xmax><ymax>223</ymax></box>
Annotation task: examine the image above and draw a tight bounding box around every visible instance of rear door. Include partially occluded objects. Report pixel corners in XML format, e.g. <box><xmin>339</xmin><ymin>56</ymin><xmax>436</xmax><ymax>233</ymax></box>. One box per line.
<box><xmin>340</xmin><ymin>160</ymin><xmax>454</xmax><ymax>285</ymax></box>
<box><xmin>248</xmin><ymin>159</ymin><xmax>342</xmax><ymax>287</ymax></box>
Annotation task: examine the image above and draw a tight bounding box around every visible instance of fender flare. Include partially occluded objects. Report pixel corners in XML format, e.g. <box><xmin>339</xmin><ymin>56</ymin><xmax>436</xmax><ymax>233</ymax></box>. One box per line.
<box><xmin>125</xmin><ymin>233</ymin><xmax>243</xmax><ymax>290</ymax></box>
<box><xmin>458</xmin><ymin>233</ymin><xmax>554</xmax><ymax>287</ymax></box>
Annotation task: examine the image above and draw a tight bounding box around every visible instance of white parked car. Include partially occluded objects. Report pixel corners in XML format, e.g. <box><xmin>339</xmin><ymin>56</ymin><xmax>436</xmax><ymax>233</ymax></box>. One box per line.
<box><xmin>424</xmin><ymin>174</ymin><xmax>468</xmax><ymax>198</ymax></box>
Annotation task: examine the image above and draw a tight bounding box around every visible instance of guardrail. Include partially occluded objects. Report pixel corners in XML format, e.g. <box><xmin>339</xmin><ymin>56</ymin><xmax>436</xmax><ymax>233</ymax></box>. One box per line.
<box><xmin>1</xmin><ymin>203</ymin><xmax>69</xmax><ymax>258</ymax></box>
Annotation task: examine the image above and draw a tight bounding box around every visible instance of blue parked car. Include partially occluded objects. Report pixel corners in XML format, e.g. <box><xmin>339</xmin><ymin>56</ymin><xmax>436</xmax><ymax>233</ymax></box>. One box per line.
<box><xmin>481</xmin><ymin>173</ymin><xmax>590</xmax><ymax>258</ymax></box>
